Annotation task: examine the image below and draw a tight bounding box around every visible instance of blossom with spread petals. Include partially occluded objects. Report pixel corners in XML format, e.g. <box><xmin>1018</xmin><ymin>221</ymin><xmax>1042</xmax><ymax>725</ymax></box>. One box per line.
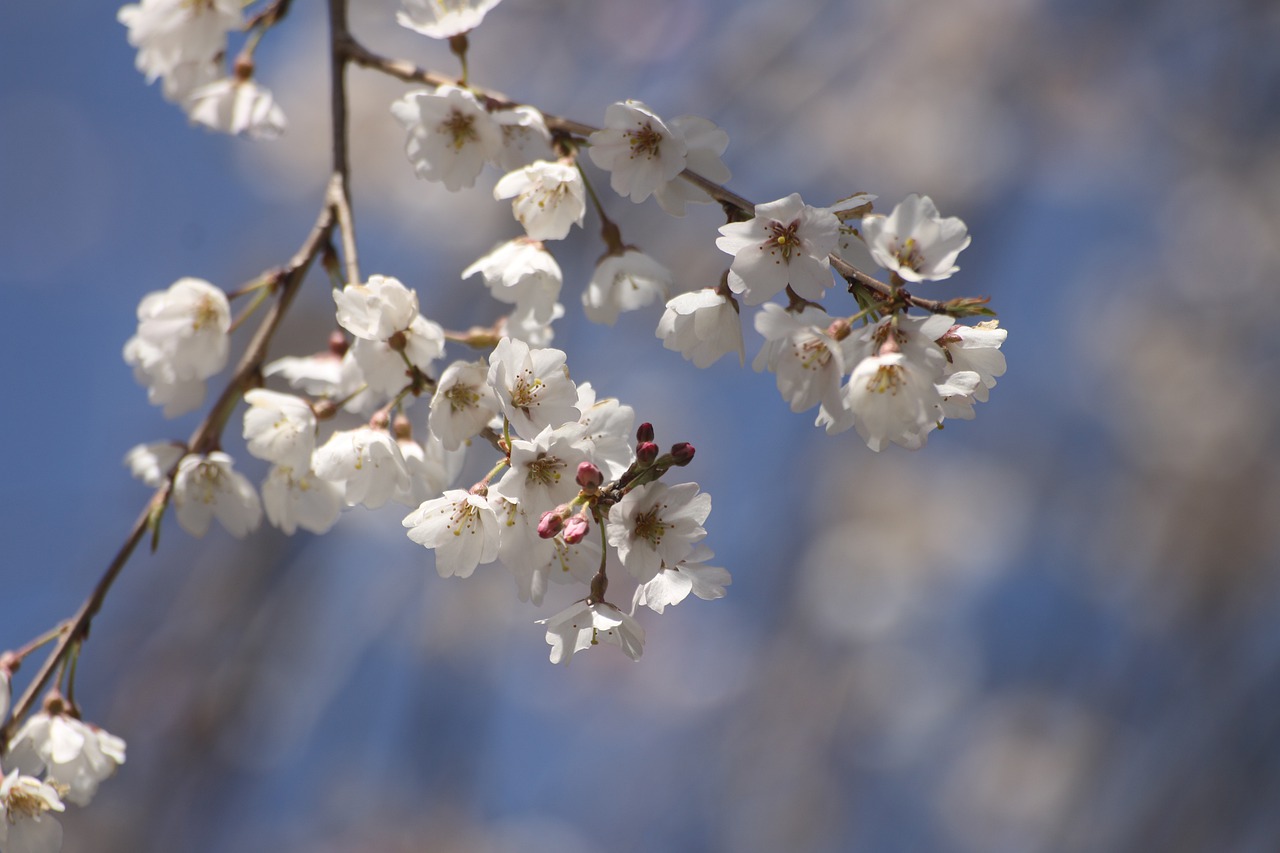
<box><xmin>429</xmin><ymin>359</ymin><xmax>501</xmax><ymax>451</ymax></box>
<box><xmin>587</xmin><ymin>101</ymin><xmax>687</xmax><ymax>203</ymax></box>
<box><xmin>261</xmin><ymin>465</ymin><xmax>343</xmax><ymax>535</ymax></box>
<box><xmin>717</xmin><ymin>193</ymin><xmax>840</xmax><ymax>305</ymax></box>
<box><xmin>117</xmin><ymin>0</ymin><xmax>241</xmax><ymax>83</ymax></box>
<box><xmin>632</xmin><ymin>545</ymin><xmax>731</xmax><ymax>614</ymax></box>
<box><xmin>861</xmin><ymin>193</ymin><xmax>970</xmax><ymax>282</ymax></box>
<box><xmin>937</xmin><ymin>320</ymin><xmax>1007</xmax><ymax>402</ymax></box>
<box><xmin>402</xmin><ymin>489</ymin><xmax>501</xmax><ymax>578</ymax></box>
<box><xmin>486</xmin><ymin>337</ymin><xmax>579</xmax><ymax>440</ymax></box>
<box><xmin>537</xmin><ymin>599</ymin><xmax>645</xmax><ymax>665</ymax></box>
<box><xmin>172</xmin><ymin>452</ymin><xmax>262</xmax><ymax>538</ymax></box>
<box><xmin>391</xmin><ymin>85</ymin><xmax>502</xmax><ymax>191</ymax></box>
<box><xmin>606</xmin><ymin>481</ymin><xmax>711</xmax><ymax>583</ymax></box>
<box><xmin>493</xmin><ymin>106</ymin><xmax>554</xmax><ymax>171</ymax></box>
<box><xmin>753</xmin><ymin>304</ymin><xmax>848</xmax><ymax>414</ymax></box>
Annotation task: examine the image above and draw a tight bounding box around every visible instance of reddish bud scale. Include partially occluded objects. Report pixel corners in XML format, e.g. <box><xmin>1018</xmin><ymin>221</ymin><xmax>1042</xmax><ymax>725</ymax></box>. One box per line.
<box><xmin>636</xmin><ymin>441</ymin><xmax>659</xmax><ymax>465</ymax></box>
<box><xmin>576</xmin><ymin>461</ymin><xmax>604</xmax><ymax>490</ymax></box>
<box><xmin>537</xmin><ymin>511</ymin><xmax>563</xmax><ymax>539</ymax></box>
<box><xmin>670</xmin><ymin>442</ymin><xmax>695</xmax><ymax>466</ymax></box>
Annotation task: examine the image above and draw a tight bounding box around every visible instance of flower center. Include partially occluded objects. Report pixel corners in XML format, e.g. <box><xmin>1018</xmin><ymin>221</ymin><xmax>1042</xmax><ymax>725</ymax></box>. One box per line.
<box><xmin>525</xmin><ymin>453</ymin><xmax>563</xmax><ymax>487</ymax></box>
<box><xmin>445</xmin><ymin>382</ymin><xmax>481</xmax><ymax>413</ymax></box>
<box><xmin>632</xmin><ymin>506</ymin><xmax>665</xmax><ymax>546</ymax></box>
<box><xmin>509</xmin><ymin>369</ymin><xmax>544</xmax><ymax>413</ymax></box>
<box><xmin>440</xmin><ymin>109</ymin><xmax>479</xmax><ymax>150</ymax></box>
<box><xmin>767</xmin><ymin>220</ymin><xmax>802</xmax><ymax>261</ymax></box>
<box><xmin>865</xmin><ymin>363</ymin><xmax>905</xmax><ymax>395</ymax></box>
<box><xmin>626</xmin><ymin>123</ymin><xmax>663</xmax><ymax>158</ymax></box>
<box><xmin>892</xmin><ymin>237</ymin><xmax>925</xmax><ymax>272</ymax></box>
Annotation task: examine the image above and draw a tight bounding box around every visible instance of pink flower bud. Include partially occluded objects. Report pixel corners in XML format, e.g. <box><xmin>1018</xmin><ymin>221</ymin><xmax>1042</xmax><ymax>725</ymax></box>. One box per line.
<box><xmin>562</xmin><ymin>514</ymin><xmax>590</xmax><ymax>544</ymax></box>
<box><xmin>636</xmin><ymin>441</ymin><xmax>658</xmax><ymax>465</ymax></box>
<box><xmin>670</xmin><ymin>442</ymin><xmax>695</xmax><ymax>466</ymax></box>
<box><xmin>537</xmin><ymin>510</ymin><xmax>563</xmax><ymax>539</ymax></box>
<box><xmin>636</xmin><ymin>422</ymin><xmax>655</xmax><ymax>443</ymax></box>
<box><xmin>576</xmin><ymin>461</ymin><xmax>603</xmax><ymax>490</ymax></box>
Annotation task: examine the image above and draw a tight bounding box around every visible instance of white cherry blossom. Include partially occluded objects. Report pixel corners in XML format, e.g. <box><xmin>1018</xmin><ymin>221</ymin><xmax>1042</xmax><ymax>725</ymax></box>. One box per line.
<box><xmin>834</xmin><ymin>352</ymin><xmax>944</xmax><ymax>451</ymax></box>
<box><xmin>569</xmin><ymin>383</ymin><xmax>636</xmax><ymax>479</ymax></box>
<box><xmin>587</xmin><ymin>101</ymin><xmax>687</xmax><ymax>203</ymax></box>
<box><xmin>653</xmin><ymin>114</ymin><xmax>730</xmax><ymax>217</ymax></box>
<box><xmin>491</xmin><ymin>424</ymin><xmax>587</xmax><ymax>511</ymax></box>
<box><xmin>402</xmin><ymin>489</ymin><xmax>501</xmax><ymax>578</ymax></box>
<box><xmin>493</xmin><ymin>105</ymin><xmax>554</xmax><ymax>171</ymax></box>
<box><xmin>493</xmin><ymin>160</ymin><xmax>585</xmax><ymax>242</ymax></box>
<box><xmin>938</xmin><ymin>320</ymin><xmax>1007</xmax><ymax>402</ymax></box>
<box><xmin>185</xmin><ymin>77</ymin><xmax>287</xmax><ymax>140</ymax></box>
<box><xmin>396</xmin><ymin>0</ymin><xmax>503</xmax><ymax>39</ymax></box>
<box><xmin>6</xmin><ymin>712</ymin><xmax>126</xmax><ymax>807</ymax></box>
<box><xmin>123</xmin><ymin>440</ymin><xmax>186</xmax><ymax>487</ymax></box>
<box><xmin>753</xmin><ymin>303</ymin><xmax>848</xmax><ymax>414</ymax></box>
<box><xmin>333</xmin><ymin>275</ymin><xmax>420</xmax><ymax>341</ymax></box>
<box><xmin>172</xmin><ymin>452</ymin><xmax>262</xmax><ymax>538</ymax></box>
<box><xmin>394</xmin><ymin>434</ymin><xmax>465</xmax><ymax>508</ymax></box>
<box><xmin>861</xmin><ymin>193</ymin><xmax>970</xmax><ymax>282</ymax></box>
<box><xmin>242</xmin><ymin>389</ymin><xmax>316</xmax><ymax>470</ymax></box>
<box><xmin>486</xmin><ymin>337</ymin><xmax>580</xmax><ymax>440</ymax></box>
<box><xmin>390</xmin><ymin>85</ymin><xmax>503</xmax><ymax>191</ymax></box>
<box><xmin>350</xmin><ymin>314</ymin><xmax>446</xmax><ymax>394</ymax></box>
<box><xmin>261</xmin><ymin>465</ymin><xmax>343</xmax><ymax>536</ymax></box>
<box><xmin>117</xmin><ymin>0</ymin><xmax>241</xmax><ymax>83</ymax></box>
<box><xmin>537</xmin><ymin>599</ymin><xmax>645</xmax><ymax>665</ymax></box>
<box><xmin>607</xmin><ymin>481</ymin><xmax>711</xmax><ymax>583</ymax></box>
<box><xmin>632</xmin><ymin>545</ymin><xmax>731</xmax><ymax>614</ymax></box>
<box><xmin>582</xmin><ymin>249</ymin><xmax>671</xmax><ymax>326</ymax></box>
<box><xmin>124</xmin><ymin>277</ymin><xmax>231</xmax><ymax>416</ymax></box>
<box><xmin>717</xmin><ymin>193</ymin><xmax>840</xmax><ymax>305</ymax></box>
<box><xmin>429</xmin><ymin>359</ymin><xmax>502</xmax><ymax>451</ymax></box>
<box><xmin>462</xmin><ymin>239</ymin><xmax>562</xmax><ymax>327</ymax></box>
<box><xmin>655</xmin><ymin>288</ymin><xmax>744</xmax><ymax>368</ymax></box>
<box><xmin>0</xmin><ymin>770</ymin><xmax>64</xmax><ymax>853</ymax></box>
<box><xmin>312</xmin><ymin>427</ymin><xmax>411</xmax><ymax>510</ymax></box>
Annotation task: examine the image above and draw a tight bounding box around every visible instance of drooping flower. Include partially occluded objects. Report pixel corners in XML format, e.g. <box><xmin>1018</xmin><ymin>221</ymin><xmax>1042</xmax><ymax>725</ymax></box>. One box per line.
<box><xmin>462</xmin><ymin>239</ymin><xmax>563</xmax><ymax>328</ymax></box>
<box><xmin>587</xmin><ymin>101</ymin><xmax>687</xmax><ymax>203</ymax></box>
<box><xmin>333</xmin><ymin>275</ymin><xmax>421</xmax><ymax>341</ymax></box>
<box><xmin>242</xmin><ymin>389</ymin><xmax>316</xmax><ymax>471</ymax></box>
<box><xmin>429</xmin><ymin>359</ymin><xmax>502</xmax><ymax>451</ymax></box>
<box><xmin>185</xmin><ymin>77</ymin><xmax>287</xmax><ymax>140</ymax></box>
<box><xmin>537</xmin><ymin>599</ymin><xmax>645</xmax><ymax>665</ymax></box>
<box><xmin>390</xmin><ymin>85</ymin><xmax>503</xmax><ymax>191</ymax></box>
<box><xmin>582</xmin><ymin>249</ymin><xmax>671</xmax><ymax>326</ymax></box>
<box><xmin>860</xmin><ymin>193</ymin><xmax>970</xmax><ymax>282</ymax></box>
<box><xmin>312</xmin><ymin>427</ymin><xmax>411</xmax><ymax>510</ymax></box>
<box><xmin>655</xmin><ymin>287</ymin><xmax>744</xmax><ymax>368</ymax></box>
<box><xmin>117</xmin><ymin>0</ymin><xmax>242</xmax><ymax>84</ymax></box>
<box><xmin>261</xmin><ymin>465</ymin><xmax>343</xmax><ymax>536</ymax></box>
<box><xmin>716</xmin><ymin>193</ymin><xmax>840</xmax><ymax>305</ymax></box>
<box><xmin>606</xmin><ymin>481</ymin><xmax>711</xmax><ymax>583</ymax></box>
<box><xmin>0</xmin><ymin>769</ymin><xmax>65</xmax><ymax>853</ymax></box>
<box><xmin>124</xmin><ymin>277</ymin><xmax>231</xmax><ymax>416</ymax></box>
<box><xmin>493</xmin><ymin>160</ymin><xmax>586</xmax><ymax>242</ymax></box>
<box><xmin>653</xmin><ymin>115</ymin><xmax>730</xmax><ymax>217</ymax></box>
<box><xmin>172</xmin><ymin>452</ymin><xmax>262</xmax><ymax>538</ymax></box>
<box><xmin>396</xmin><ymin>0</ymin><xmax>503</xmax><ymax>39</ymax></box>
<box><xmin>6</xmin><ymin>711</ymin><xmax>126</xmax><ymax>807</ymax></box>
<box><xmin>492</xmin><ymin>105</ymin><xmax>554</xmax><ymax>172</ymax></box>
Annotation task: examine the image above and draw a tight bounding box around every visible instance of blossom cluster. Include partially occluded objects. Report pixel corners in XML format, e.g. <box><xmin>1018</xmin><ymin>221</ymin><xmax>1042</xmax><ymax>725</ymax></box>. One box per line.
<box><xmin>122</xmin><ymin>272</ymin><xmax>729</xmax><ymax>666</ymax></box>
<box><xmin>0</xmin><ymin>670</ymin><xmax>126</xmax><ymax>853</ymax></box>
<box><xmin>118</xmin><ymin>0</ymin><xmax>286</xmax><ymax>138</ymax></box>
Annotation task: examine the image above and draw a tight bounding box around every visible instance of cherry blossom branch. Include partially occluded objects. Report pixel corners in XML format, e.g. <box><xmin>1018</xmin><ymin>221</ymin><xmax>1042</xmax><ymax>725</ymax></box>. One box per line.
<box><xmin>1</xmin><ymin>0</ymin><xmax>359</xmax><ymax>745</ymax></box>
<box><xmin>340</xmin><ymin>38</ymin><xmax>983</xmax><ymax>318</ymax></box>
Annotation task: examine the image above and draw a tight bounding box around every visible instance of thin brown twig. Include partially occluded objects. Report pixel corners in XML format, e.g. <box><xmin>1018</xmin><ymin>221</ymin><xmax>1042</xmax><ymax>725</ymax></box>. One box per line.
<box><xmin>1</xmin><ymin>0</ymin><xmax>357</xmax><ymax>744</ymax></box>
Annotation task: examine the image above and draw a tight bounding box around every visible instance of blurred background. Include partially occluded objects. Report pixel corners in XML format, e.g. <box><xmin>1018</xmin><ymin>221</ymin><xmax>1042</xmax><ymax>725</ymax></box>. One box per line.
<box><xmin>4</xmin><ymin>0</ymin><xmax>1280</xmax><ymax>850</ymax></box>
